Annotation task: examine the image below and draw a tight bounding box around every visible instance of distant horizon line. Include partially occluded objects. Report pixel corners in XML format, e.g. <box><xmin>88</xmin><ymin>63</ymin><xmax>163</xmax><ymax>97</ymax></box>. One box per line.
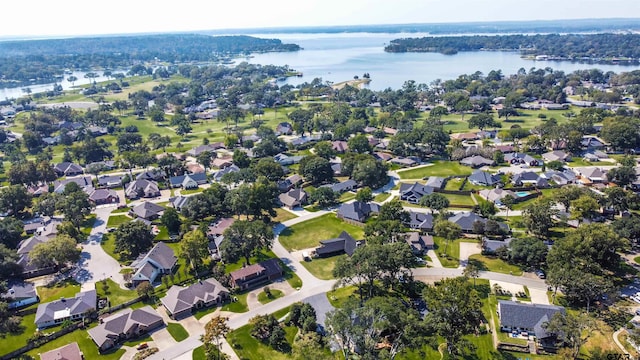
<box><xmin>1</xmin><ymin>17</ymin><xmax>639</xmax><ymax>42</ymax></box>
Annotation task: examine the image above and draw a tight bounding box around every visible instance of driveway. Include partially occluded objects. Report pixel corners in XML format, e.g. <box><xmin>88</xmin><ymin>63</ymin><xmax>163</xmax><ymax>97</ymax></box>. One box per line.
<box><xmin>529</xmin><ymin>288</ymin><xmax>550</xmax><ymax>305</ymax></box>
<box><xmin>459</xmin><ymin>241</ymin><xmax>481</xmax><ymax>267</ymax></box>
<box><xmin>74</xmin><ymin>205</ymin><xmax>125</xmax><ymax>290</ymax></box>
<box><xmin>150</xmin><ymin>327</ymin><xmax>177</xmax><ymax>350</ymax></box>
<box><xmin>303</xmin><ymin>293</ymin><xmax>335</xmax><ymax>326</ymax></box>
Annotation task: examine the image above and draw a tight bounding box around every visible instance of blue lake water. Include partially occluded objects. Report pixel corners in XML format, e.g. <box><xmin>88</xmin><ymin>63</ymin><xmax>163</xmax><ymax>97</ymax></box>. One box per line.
<box><xmin>2</xmin><ymin>31</ymin><xmax>639</xmax><ymax>99</ymax></box>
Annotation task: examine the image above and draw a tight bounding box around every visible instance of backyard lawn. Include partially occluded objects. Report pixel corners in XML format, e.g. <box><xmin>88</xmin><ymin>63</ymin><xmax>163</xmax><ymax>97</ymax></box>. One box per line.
<box><xmin>300</xmin><ymin>255</ymin><xmax>345</xmax><ymax>280</ymax></box>
<box><xmin>442</xmin><ymin>193</ymin><xmax>476</xmax><ymax>207</ymax></box>
<box><xmin>468</xmin><ymin>254</ymin><xmax>523</xmax><ymax>276</ymax></box>
<box><xmin>95</xmin><ymin>279</ymin><xmax>139</xmax><ymax>306</ymax></box>
<box><xmin>433</xmin><ymin>236</ymin><xmax>460</xmax><ymax>268</ymax></box>
<box><xmin>36</xmin><ymin>279</ymin><xmax>81</xmax><ymax>303</ymax></box>
<box><xmin>226</xmin><ymin>315</ymin><xmax>300</xmax><ymax>360</ymax></box>
<box><xmin>106</xmin><ymin>214</ymin><xmax>131</xmax><ymax>228</ymax></box>
<box><xmin>166</xmin><ymin>322</ymin><xmax>189</xmax><ymax>342</ymax></box>
<box><xmin>397</xmin><ymin>161</ymin><xmax>472</xmax><ymax>179</ymax></box>
<box><xmin>338</xmin><ymin>191</ymin><xmax>357</xmax><ymax>203</ymax></box>
<box><xmin>278</xmin><ymin>214</ymin><xmax>364</xmax><ymax>251</ymax></box>
<box><xmin>373</xmin><ymin>192</ymin><xmax>391</xmax><ymax>203</ymax></box>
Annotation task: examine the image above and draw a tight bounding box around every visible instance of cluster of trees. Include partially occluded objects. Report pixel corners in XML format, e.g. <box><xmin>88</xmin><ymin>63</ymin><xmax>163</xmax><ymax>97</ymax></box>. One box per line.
<box><xmin>385</xmin><ymin>33</ymin><xmax>640</xmax><ymax>61</ymax></box>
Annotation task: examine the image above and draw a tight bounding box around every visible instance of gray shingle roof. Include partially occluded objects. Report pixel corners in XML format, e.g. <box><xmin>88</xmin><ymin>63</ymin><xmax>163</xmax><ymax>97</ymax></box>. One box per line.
<box><xmin>498</xmin><ymin>300</ymin><xmax>565</xmax><ymax>339</ymax></box>
<box><xmin>468</xmin><ymin>170</ymin><xmax>501</xmax><ymax>186</ymax></box>
<box><xmin>315</xmin><ymin>231</ymin><xmax>359</xmax><ymax>257</ymax></box>
<box><xmin>337</xmin><ymin>201</ymin><xmax>380</xmax><ymax>222</ymax></box>
<box><xmin>35</xmin><ymin>290</ymin><xmax>96</xmax><ymax>327</ymax></box>
<box><xmin>87</xmin><ymin>306</ymin><xmax>163</xmax><ymax>349</ymax></box>
<box><xmin>131</xmin><ymin>201</ymin><xmax>164</xmax><ymax>219</ymax></box>
<box><xmin>161</xmin><ymin>278</ymin><xmax>229</xmax><ymax>316</ymax></box>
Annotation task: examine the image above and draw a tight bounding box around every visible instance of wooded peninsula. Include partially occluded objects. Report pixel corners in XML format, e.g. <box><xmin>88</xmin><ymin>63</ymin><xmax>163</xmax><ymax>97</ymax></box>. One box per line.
<box><xmin>384</xmin><ymin>33</ymin><xmax>640</xmax><ymax>62</ymax></box>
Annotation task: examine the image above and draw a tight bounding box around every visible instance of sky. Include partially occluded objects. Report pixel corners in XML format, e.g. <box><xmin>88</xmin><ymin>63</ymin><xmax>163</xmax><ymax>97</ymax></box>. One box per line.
<box><xmin>2</xmin><ymin>0</ymin><xmax>639</xmax><ymax>38</ymax></box>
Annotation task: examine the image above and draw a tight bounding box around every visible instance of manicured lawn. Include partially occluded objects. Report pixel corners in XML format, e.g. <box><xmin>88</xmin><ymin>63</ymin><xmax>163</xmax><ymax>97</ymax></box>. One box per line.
<box><xmin>468</xmin><ymin>254</ymin><xmax>523</xmax><ymax>276</ymax></box>
<box><xmin>36</xmin><ymin>279</ymin><xmax>81</xmax><ymax>303</ymax></box>
<box><xmin>221</xmin><ymin>292</ymin><xmax>249</xmax><ymax>313</ymax></box>
<box><xmin>110</xmin><ymin>207</ymin><xmax>130</xmax><ymax>214</ymax></box>
<box><xmin>227</xmin><ymin>321</ymin><xmax>298</xmax><ymax>360</ymax></box>
<box><xmin>180</xmin><ymin>187</ymin><xmax>205</xmax><ymax>195</ymax></box>
<box><xmin>258</xmin><ymin>289</ymin><xmax>284</xmax><ymax>304</ymax></box>
<box><xmin>327</xmin><ymin>286</ymin><xmax>357</xmax><ymax>308</ymax></box>
<box><xmin>95</xmin><ymin>279</ymin><xmax>139</xmax><ymax>306</ymax></box>
<box><xmin>193</xmin><ymin>305</ymin><xmax>219</xmax><ymax>320</ymax></box>
<box><xmin>338</xmin><ymin>191</ymin><xmax>356</xmax><ymax>203</ymax></box>
<box><xmin>397</xmin><ymin>161</ymin><xmax>472</xmax><ymax>179</ymax></box>
<box><xmin>192</xmin><ymin>345</ymin><xmax>206</xmax><ymax>360</ymax></box>
<box><xmin>101</xmin><ymin>234</ymin><xmax>121</xmax><ymax>263</ymax></box>
<box><xmin>278</xmin><ymin>213</ymin><xmax>364</xmax><ymax>251</ymax></box>
<box><xmin>166</xmin><ymin>322</ymin><xmax>189</xmax><ymax>342</ymax></box>
<box><xmin>444</xmin><ymin>177</ymin><xmax>465</xmax><ymax>191</ymax></box>
<box><xmin>25</xmin><ymin>326</ymin><xmax>125</xmax><ymax>360</ymax></box>
<box><xmin>373</xmin><ymin>192</ymin><xmax>391</xmax><ymax>202</ymax></box>
<box><xmin>433</xmin><ymin>236</ymin><xmax>460</xmax><ymax>268</ymax></box>
<box><xmin>154</xmin><ymin>225</ymin><xmax>170</xmax><ymax>241</ymax></box>
<box><xmin>566</xmin><ymin>158</ymin><xmax>594</xmax><ymax>167</ymax></box>
<box><xmin>301</xmin><ymin>255</ymin><xmax>344</xmax><ymax>280</ymax></box>
<box><xmin>106</xmin><ymin>214</ymin><xmax>131</xmax><ymax>227</ymax></box>
<box><xmin>635</xmin><ymin>256</ymin><xmax>640</xmax><ymax>265</ymax></box>
<box><xmin>442</xmin><ymin>193</ymin><xmax>476</xmax><ymax>207</ymax></box>
<box><xmin>81</xmin><ymin>214</ymin><xmax>97</xmax><ymax>237</ymax></box>
<box><xmin>0</xmin><ymin>313</ymin><xmax>37</xmax><ymax>354</ymax></box>
<box><xmin>272</xmin><ymin>208</ymin><xmax>297</xmax><ymax>223</ymax></box>
<box><xmin>281</xmin><ymin>263</ymin><xmax>303</xmax><ymax>290</ymax></box>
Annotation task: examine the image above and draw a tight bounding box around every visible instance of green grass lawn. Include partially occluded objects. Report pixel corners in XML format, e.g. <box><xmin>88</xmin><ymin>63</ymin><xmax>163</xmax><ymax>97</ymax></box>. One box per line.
<box><xmin>166</xmin><ymin>322</ymin><xmax>189</xmax><ymax>342</ymax></box>
<box><xmin>36</xmin><ymin>279</ymin><xmax>81</xmax><ymax>303</ymax></box>
<box><xmin>338</xmin><ymin>191</ymin><xmax>356</xmax><ymax>203</ymax></box>
<box><xmin>327</xmin><ymin>286</ymin><xmax>357</xmax><ymax>308</ymax></box>
<box><xmin>106</xmin><ymin>214</ymin><xmax>131</xmax><ymax>227</ymax></box>
<box><xmin>468</xmin><ymin>254</ymin><xmax>523</xmax><ymax>276</ymax></box>
<box><xmin>193</xmin><ymin>305</ymin><xmax>219</xmax><ymax>320</ymax></box>
<box><xmin>0</xmin><ymin>313</ymin><xmax>37</xmax><ymax>354</ymax></box>
<box><xmin>635</xmin><ymin>256</ymin><xmax>640</xmax><ymax>265</ymax></box>
<box><xmin>25</xmin><ymin>326</ymin><xmax>125</xmax><ymax>360</ymax></box>
<box><xmin>278</xmin><ymin>213</ymin><xmax>364</xmax><ymax>251</ymax></box>
<box><xmin>110</xmin><ymin>207</ymin><xmax>130</xmax><ymax>214</ymax></box>
<box><xmin>221</xmin><ymin>292</ymin><xmax>249</xmax><ymax>313</ymax></box>
<box><xmin>154</xmin><ymin>225</ymin><xmax>170</xmax><ymax>241</ymax></box>
<box><xmin>222</xmin><ymin>249</ymin><xmax>302</xmax><ymax>289</ymax></box>
<box><xmin>101</xmin><ymin>234</ymin><xmax>121</xmax><ymax>263</ymax></box>
<box><xmin>226</xmin><ymin>319</ymin><xmax>298</xmax><ymax>360</ymax></box>
<box><xmin>81</xmin><ymin>214</ymin><xmax>97</xmax><ymax>237</ymax></box>
<box><xmin>433</xmin><ymin>236</ymin><xmax>460</xmax><ymax>268</ymax></box>
<box><xmin>192</xmin><ymin>345</ymin><xmax>206</xmax><ymax>360</ymax></box>
<box><xmin>272</xmin><ymin>208</ymin><xmax>297</xmax><ymax>223</ymax></box>
<box><xmin>373</xmin><ymin>192</ymin><xmax>391</xmax><ymax>203</ymax></box>
<box><xmin>444</xmin><ymin>177</ymin><xmax>466</xmax><ymax>191</ymax></box>
<box><xmin>95</xmin><ymin>279</ymin><xmax>139</xmax><ymax>306</ymax></box>
<box><xmin>397</xmin><ymin>161</ymin><xmax>472</xmax><ymax>179</ymax></box>
<box><xmin>180</xmin><ymin>187</ymin><xmax>205</xmax><ymax>195</ymax></box>
<box><xmin>300</xmin><ymin>255</ymin><xmax>344</xmax><ymax>280</ymax></box>
<box><xmin>442</xmin><ymin>193</ymin><xmax>476</xmax><ymax>207</ymax></box>
<box><xmin>258</xmin><ymin>289</ymin><xmax>284</xmax><ymax>304</ymax></box>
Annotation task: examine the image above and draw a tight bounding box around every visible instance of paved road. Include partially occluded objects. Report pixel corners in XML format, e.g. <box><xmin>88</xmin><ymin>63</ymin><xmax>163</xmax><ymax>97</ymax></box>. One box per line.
<box><xmin>412</xmin><ymin>267</ymin><xmax>549</xmax><ymax>290</ymax></box>
<box><xmin>74</xmin><ymin>206</ymin><xmax>125</xmax><ymax>290</ymax></box>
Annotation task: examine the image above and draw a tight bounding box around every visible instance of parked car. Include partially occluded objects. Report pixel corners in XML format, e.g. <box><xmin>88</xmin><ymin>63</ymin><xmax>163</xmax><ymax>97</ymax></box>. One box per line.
<box><xmin>137</xmin><ymin>343</ymin><xmax>148</xmax><ymax>350</ymax></box>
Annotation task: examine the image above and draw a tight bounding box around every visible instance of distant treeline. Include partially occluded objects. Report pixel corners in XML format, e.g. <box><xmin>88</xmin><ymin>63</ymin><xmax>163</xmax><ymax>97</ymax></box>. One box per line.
<box><xmin>384</xmin><ymin>33</ymin><xmax>640</xmax><ymax>61</ymax></box>
<box><xmin>0</xmin><ymin>34</ymin><xmax>300</xmax><ymax>85</ymax></box>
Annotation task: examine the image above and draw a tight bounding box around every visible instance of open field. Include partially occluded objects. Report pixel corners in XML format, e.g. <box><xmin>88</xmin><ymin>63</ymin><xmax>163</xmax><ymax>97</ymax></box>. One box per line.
<box><xmin>278</xmin><ymin>213</ymin><xmax>364</xmax><ymax>251</ymax></box>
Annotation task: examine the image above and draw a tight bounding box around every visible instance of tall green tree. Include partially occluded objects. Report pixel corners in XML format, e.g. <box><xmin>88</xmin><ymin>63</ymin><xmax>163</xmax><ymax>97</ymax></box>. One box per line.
<box><xmin>523</xmin><ymin>198</ymin><xmax>557</xmax><ymax>238</ymax></box>
<box><xmin>201</xmin><ymin>316</ymin><xmax>231</xmax><ymax>360</ymax></box>
<box><xmin>58</xmin><ymin>185</ymin><xmax>93</xmax><ymax>230</ymax></box>
<box><xmin>180</xmin><ymin>229</ymin><xmax>209</xmax><ymax>276</ymax></box>
<box><xmin>220</xmin><ymin>220</ymin><xmax>273</xmax><ymax>265</ymax></box>
<box><xmin>0</xmin><ymin>217</ymin><xmax>24</xmax><ymax>249</ymax></box>
<box><xmin>542</xmin><ymin>312</ymin><xmax>595</xmax><ymax>360</ymax></box>
<box><xmin>418</xmin><ymin>193</ymin><xmax>450</xmax><ymax>214</ymax></box>
<box><xmin>0</xmin><ymin>185</ymin><xmax>32</xmax><ymax>217</ymax></box>
<box><xmin>29</xmin><ymin>234</ymin><xmax>81</xmax><ymax>269</ymax></box>
<box><xmin>114</xmin><ymin>221</ymin><xmax>154</xmax><ymax>260</ymax></box>
<box><xmin>422</xmin><ymin>277</ymin><xmax>483</xmax><ymax>357</ymax></box>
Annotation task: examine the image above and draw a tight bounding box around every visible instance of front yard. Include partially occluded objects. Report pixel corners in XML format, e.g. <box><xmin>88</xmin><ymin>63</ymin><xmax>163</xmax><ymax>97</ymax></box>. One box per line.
<box><xmin>468</xmin><ymin>254</ymin><xmax>523</xmax><ymax>276</ymax></box>
<box><xmin>300</xmin><ymin>255</ymin><xmax>345</xmax><ymax>280</ymax></box>
<box><xmin>397</xmin><ymin>161</ymin><xmax>472</xmax><ymax>179</ymax></box>
<box><xmin>433</xmin><ymin>236</ymin><xmax>460</xmax><ymax>268</ymax></box>
<box><xmin>278</xmin><ymin>213</ymin><xmax>364</xmax><ymax>251</ymax></box>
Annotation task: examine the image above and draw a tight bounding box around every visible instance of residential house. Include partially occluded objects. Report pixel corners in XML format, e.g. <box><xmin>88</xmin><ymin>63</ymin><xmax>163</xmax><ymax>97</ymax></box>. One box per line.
<box><xmin>581</xmin><ymin>136</ymin><xmax>606</xmax><ymax>150</ymax></box>
<box><xmin>576</xmin><ymin>167</ymin><xmax>607</xmax><ymax>184</ymax></box>
<box><xmin>88</xmin><ymin>188</ymin><xmax>119</xmax><ymax>205</ymax></box>
<box><xmin>337</xmin><ymin>201</ymin><xmax>380</xmax><ymax>223</ymax></box>
<box><xmin>482</xmin><ymin>237</ymin><xmax>512</xmax><ymax>255</ymax></box>
<box><xmin>478</xmin><ymin>188</ymin><xmax>516</xmax><ymax>205</ymax></box>
<box><xmin>213</xmin><ymin>165</ymin><xmax>240</xmax><ymax>182</ymax></box>
<box><xmin>494</xmin><ymin>144</ymin><xmax>515</xmax><ymax>153</ymax></box>
<box><xmin>277</xmin><ymin>174</ymin><xmax>303</xmax><ymax>192</ymax></box>
<box><xmin>403</xmin><ymin>232</ymin><xmax>434</xmax><ymax>255</ymax></box>
<box><xmin>390</xmin><ymin>157</ymin><xmax>418</xmax><ymax>167</ymax></box>
<box><xmin>230</xmin><ymin>258</ymin><xmax>283</xmax><ymax>291</ymax></box>
<box><xmin>168</xmin><ymin>173</ymin><xmax>208</xmax><ymax>189</ymax></box>
<box><xmin>185</xmin><ymin>163</ymin><xmax>205</xmax><ymax>174</ymax></box>
<box><xmin>383</xmin><ymin>127</ymin><xmax>398</xmax><ymax>136</ymax></box>
<box><xmin>161</xmin><ymin>278</ymin><xmax>230</xmax><ymax>319</ymax></box>
<box><xmin>331</xmin><ymin>162</ymin><xmax>342</xmax><ymax>176</ymax></box>
<box><xmin>425</xmin><ymin>176</ymin><xmax>445</xmax><ymax>189</ymax></box>
<box><xmin>321</xmin><ymin>179</ymin><xmax>357</xmax><ymax>193</ymax></box>
<box><xmin>542</xmin><ymin>150</ymin><xmax>571</xmax><ymax>163</ymax></box>
<box><xmin>399</xmin><ymin>182</ymin><xmax>434</xmax><ymax>204</ymax></box>
<box><xmin>35</xmin><ymin>290</ymin><xmax>96</xmax><ymax>329</ymax></box>
<box><xmin>497</xmin><ymin>300</ymin><xmax>565</xmax><ymax>340</ymax></box>
<box><xmin>17</xmin><ymin>235</ymin><xmax>57</xmax><ymax>278</ymax></box>
<box><xmin>3</xmin><ymin>281</ymin><xmax>38</xmax><ymax>309</ymax></box>
<box><xmin>130</xmin><ymin>201</ymin><xmax>164</xmax><ymax>220</ymax></box>
<box><xmin>450</xmin><ymin>132</ymin><xmax>479</xmax><ymax>141</ymax></box>
<box><xmin>125</xmin><ymin>179</ymin><xmax>160</xmax><ymax>199</ymax></box>
<box><xmin>53</xmin><ymin>176</ymin><xmax>93</xmax><ymax>194</ymax></box>
<box><xmin>87</xmin><ymin>306</ymin><xmax>163</xmax><ymax>352</ymax></box>
<box><xmin>186</xmin><ymin>143</ymin><xmax>225</xmax><ymax>157</ymax></box>
<box><xmin>212</xmin><ymin>157</ymin><xmax>233</xmax><ymax>169</ymax></box>
<box><xmin>54</xmin><ymin>162</ymin><xmax>84</xmax><ymax>177</ymax></box>
<box><xmin>275</xmin><ymin>122</ymin><xmax>293</xmax><ymax>135</ymax></box>
<box><xmin>315</xmin><ymin>231</ymin><xmax>360</xmax><ymax>257</ymax></box>
<box><xmin>406</xmin><ymin>211</ymin><xmax>434</xmax><ymax>232</ymax></box>
<box><xmin>512</xmin><ymin>172</ymin><xmax>549</xmax><ymax>187</ymax></box>
<box><xmin>448</xmin><ymin>212</ymin><xmax>509</xmax><ymax>234</ymax></box>
<box><xmin>278</xmin><ymin>188</ymin><xmax>308</xmax><ymax>209</ymax></box>
<box><xmin>40</xmin><ymin>342</ymin><xmax>83</xmax><ymax>360</ymax></box>
<box><xmin>23</xmin><ymin>216</ymin><xmax>51</xmax><ymax>235</ymax></box>
<box><xmin>504</xmin><ymin>153</ymin><xmax>541</xmax><ymax>167</ymax></box>
<box><xmin>374</xmin><ymin>152</ymin><xmax>393</xmax><ymax>161</ymax></box>
<box><xmin>332</xmin><ymin>141</ymin><xmax>349</xmax><ymax>153</ymax></box>
<box><xmin>27</xmin><ymin>183</ymin><xmax>49</xmax><ymax>197</ymax></box>
<box><xmin>543</xmin><ymin>169</ymin><xmax>577</xmax><ymax>185</ymax></box>
<box><xmin>206</xmin><ymin>218</ymin><xmax>235</xmax><ymax>259</ymax></box>
<box><xmin>130</xmin><ymin>242</ymin><xmax>177</xmax><ymax>286</ymax></box>
<box><xmin>460</xmin><ymin>155</ymin><xmax>495</xmax><ymax>168</ymax></box>
<box><xmin>274</xmin><ymin>153</ymin><xmax>304</xmax><ymax>166</ymax></box>
<box><xmin>468</xmin><ymin>170</ymin><xmax>501</xmax><ymax>186</ymax></box>
<box><xmin>58</xmin><ymin>121</ymin><xmax>84</xmax><ymax>131</ymax></box>
<box><xmin>97</xmin><ymin>175</ymin><xmax>123</xmax><ymax>188</ymax></box>
<box><xmin>169</xmin><ymin>195</ymin><xmax>191</xmax><ymax>211</ymax></box>
<box><xmin>136</xmin><ymin>169</ymin><xmax>164</xmax><ymax>181</ymax></box>
<box><xmin>87</xmin><ymin>125</ymin><xmax>108</xmax><ymax>136</ymax></box>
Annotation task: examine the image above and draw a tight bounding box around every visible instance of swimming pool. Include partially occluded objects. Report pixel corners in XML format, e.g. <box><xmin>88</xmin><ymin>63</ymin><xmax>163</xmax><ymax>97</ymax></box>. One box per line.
<box><xmin>515</xmin><ymin>191</ymin><xmax>529</xmax><ymax>197</ymax></box>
